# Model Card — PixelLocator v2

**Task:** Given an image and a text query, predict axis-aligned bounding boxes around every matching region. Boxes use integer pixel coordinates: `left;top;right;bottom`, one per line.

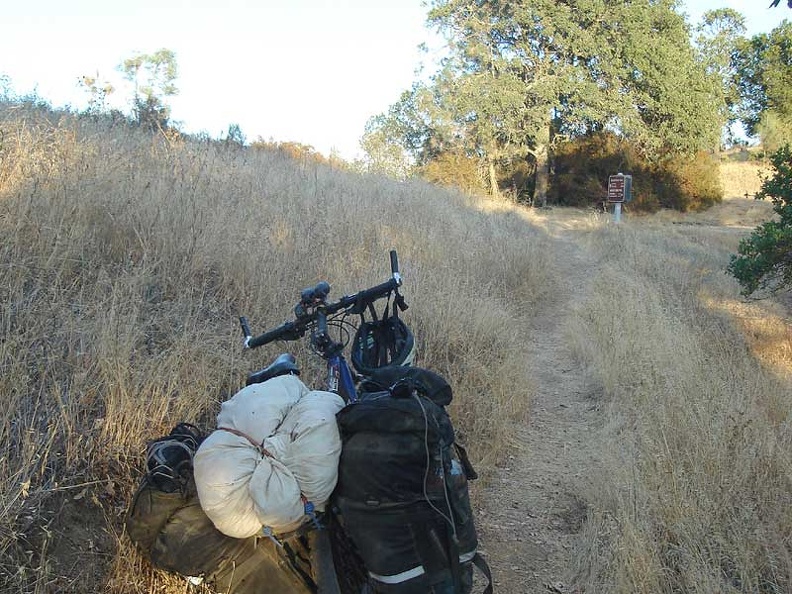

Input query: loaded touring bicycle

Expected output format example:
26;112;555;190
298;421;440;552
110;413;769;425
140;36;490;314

127;251;492;593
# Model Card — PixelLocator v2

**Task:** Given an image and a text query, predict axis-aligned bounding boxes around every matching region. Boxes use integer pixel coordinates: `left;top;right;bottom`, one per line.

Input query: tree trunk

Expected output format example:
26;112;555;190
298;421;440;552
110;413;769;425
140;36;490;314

534;143;549;207
488;158;501;199
534;120;551;207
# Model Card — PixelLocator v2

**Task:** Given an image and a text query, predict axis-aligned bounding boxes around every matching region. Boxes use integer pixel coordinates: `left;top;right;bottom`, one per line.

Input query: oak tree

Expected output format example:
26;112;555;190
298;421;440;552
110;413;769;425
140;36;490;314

366;0;721;205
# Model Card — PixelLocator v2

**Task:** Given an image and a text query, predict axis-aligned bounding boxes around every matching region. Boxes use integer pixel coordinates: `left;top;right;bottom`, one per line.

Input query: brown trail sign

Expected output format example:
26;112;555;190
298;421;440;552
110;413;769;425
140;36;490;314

607;173;632;223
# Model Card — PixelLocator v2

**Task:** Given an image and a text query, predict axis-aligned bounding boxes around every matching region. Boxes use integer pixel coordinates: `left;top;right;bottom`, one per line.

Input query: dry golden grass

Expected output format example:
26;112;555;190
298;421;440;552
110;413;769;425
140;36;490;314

708;298;792;381
647;196;776;230
635;158;777;231
567;220;792;593
3;102;791;593
718;159;772;200
0;103;551;592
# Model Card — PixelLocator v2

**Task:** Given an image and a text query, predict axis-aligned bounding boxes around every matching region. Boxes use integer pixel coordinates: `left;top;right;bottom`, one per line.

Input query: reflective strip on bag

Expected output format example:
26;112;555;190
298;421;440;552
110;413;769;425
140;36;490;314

370;565;426;584
368;549;478;585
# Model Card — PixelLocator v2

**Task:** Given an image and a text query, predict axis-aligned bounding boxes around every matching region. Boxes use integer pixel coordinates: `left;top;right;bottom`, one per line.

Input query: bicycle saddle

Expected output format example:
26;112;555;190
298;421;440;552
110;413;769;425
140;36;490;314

246;353;300;386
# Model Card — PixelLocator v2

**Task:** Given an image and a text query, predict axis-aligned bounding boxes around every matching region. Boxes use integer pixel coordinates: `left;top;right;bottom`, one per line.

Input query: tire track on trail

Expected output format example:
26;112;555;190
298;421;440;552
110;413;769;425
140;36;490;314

476;219;604;594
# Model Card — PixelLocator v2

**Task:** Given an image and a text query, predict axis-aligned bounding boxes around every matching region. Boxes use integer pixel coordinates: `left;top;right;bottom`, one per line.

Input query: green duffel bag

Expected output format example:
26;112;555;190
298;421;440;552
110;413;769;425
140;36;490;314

126;423;315;594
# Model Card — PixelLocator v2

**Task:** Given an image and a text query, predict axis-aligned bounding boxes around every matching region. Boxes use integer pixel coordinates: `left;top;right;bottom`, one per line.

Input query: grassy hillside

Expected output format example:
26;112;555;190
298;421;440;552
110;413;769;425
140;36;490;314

1;102;790;593
0;103;551;592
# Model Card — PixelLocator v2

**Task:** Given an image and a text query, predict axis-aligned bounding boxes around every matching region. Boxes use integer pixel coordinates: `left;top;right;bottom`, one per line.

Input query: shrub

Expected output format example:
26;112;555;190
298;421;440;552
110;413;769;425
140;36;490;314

653;151;723;212
420;151;487;195
550;132;658;211
727;145;792;295
549;132;723;212
498;157;536;203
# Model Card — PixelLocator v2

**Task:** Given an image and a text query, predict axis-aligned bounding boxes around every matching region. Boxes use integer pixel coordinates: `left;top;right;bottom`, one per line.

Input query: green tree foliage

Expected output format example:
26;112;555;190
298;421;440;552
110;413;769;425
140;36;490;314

727;145;792;295
365;0;721;207
224;123;247;146
359;83;461;178
734;22;792;142
119;49;178;129
0;74;11;99
612;2;722;155
359;118;414;178
758;109;792;153
695;9;747;147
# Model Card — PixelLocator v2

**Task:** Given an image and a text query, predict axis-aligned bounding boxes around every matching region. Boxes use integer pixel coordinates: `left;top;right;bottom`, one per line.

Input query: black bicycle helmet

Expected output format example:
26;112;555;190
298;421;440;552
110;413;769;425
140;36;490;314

351;302;415;376
146;423;203;493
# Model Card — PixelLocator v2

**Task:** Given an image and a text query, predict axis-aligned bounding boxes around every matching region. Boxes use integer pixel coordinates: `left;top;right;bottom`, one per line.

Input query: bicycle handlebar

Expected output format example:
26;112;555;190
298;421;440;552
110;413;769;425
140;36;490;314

244;318;306;349
241;250;404;350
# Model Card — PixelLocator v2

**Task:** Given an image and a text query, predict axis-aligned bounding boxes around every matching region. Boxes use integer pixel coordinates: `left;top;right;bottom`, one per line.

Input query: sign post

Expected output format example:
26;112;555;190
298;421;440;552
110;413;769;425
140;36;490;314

607;173;632;224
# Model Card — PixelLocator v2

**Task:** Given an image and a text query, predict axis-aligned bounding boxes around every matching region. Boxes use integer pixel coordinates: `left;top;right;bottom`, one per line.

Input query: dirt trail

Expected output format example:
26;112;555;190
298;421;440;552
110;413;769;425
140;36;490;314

476;217;604;594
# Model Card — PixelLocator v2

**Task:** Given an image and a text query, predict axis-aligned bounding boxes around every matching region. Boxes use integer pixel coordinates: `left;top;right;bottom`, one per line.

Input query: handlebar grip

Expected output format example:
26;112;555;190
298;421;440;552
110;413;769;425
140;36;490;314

239;316;252;338
248;321;303;348
390;250;402;287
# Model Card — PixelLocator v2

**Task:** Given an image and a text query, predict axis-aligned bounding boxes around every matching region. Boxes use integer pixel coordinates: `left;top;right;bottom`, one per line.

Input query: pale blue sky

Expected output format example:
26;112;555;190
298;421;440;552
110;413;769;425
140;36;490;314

0;1;787;159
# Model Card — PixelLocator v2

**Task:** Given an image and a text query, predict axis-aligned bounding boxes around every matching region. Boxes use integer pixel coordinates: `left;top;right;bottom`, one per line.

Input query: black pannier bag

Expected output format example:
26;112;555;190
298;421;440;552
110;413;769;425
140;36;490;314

334;367;492;594
126;423;315;594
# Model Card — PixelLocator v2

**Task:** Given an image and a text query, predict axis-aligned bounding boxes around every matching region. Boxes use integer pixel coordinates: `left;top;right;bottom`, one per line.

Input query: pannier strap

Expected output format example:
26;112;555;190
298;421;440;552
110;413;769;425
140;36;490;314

217;427;274;459
472;552;493;594
454;442;478;481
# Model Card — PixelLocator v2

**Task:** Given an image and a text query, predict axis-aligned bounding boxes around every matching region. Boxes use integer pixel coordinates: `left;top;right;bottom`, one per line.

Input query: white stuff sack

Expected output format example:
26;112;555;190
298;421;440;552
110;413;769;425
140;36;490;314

216;374;307;443
263;390;345;510
193;429;304;538
193;375;345;538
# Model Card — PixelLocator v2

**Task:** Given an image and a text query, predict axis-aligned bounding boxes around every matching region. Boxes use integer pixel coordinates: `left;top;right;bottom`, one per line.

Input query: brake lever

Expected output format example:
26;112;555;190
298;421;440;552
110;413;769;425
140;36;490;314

395;292;409;312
